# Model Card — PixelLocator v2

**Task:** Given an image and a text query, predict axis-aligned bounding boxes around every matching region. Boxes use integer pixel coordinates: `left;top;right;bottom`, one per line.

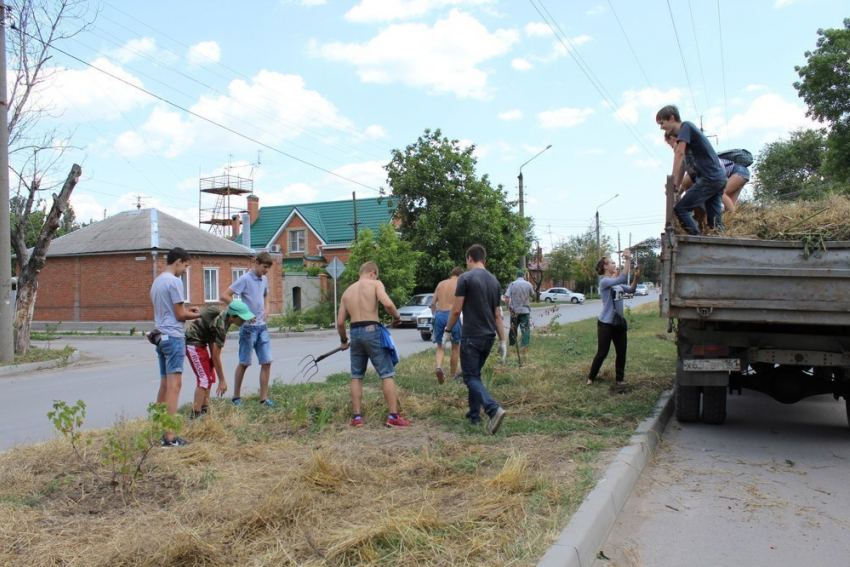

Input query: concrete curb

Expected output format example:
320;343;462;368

0;350;81;377
537;389;674;567
32;329;339;342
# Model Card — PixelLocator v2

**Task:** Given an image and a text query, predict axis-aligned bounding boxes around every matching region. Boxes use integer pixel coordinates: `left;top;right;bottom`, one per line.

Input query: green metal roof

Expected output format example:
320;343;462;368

250;196;395;249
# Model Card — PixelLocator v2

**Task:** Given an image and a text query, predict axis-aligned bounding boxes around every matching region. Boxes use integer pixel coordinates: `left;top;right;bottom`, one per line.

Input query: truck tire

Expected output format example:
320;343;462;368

675;383;701;423
702;386;727;425
420;332;432;341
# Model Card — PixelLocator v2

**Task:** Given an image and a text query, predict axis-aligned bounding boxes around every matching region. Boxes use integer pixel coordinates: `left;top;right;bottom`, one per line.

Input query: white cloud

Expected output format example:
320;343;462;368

345;0;495;23
525;22;553;37
512;58;533;71
330;160;387;190
537;107;594;129
109;37;158;64
625;145;640;155
724;93;818;143
614;87;683;125
365;125;388;139
188;41;221;65
315;10;519;100
587;5;604;15
35;58;152;121
498;109;523;121
263;182;320;206
745;84;767;92
122;70;353;158
113;131;152;157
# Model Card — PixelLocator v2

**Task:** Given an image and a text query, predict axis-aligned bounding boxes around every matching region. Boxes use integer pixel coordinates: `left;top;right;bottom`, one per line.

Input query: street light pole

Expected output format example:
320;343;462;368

595;194;619;257
517;144;552;269
0;2;14;362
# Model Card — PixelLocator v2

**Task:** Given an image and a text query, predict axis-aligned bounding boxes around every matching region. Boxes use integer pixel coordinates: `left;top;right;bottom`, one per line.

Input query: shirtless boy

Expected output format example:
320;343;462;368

337;261;410;427
430;266;464;384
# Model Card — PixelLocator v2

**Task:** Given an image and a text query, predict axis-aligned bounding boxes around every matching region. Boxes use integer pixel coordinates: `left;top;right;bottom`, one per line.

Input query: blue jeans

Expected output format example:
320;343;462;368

349;324;395;379
156;335;186;377
460;336;500;422
675;176;725;235
238;324;273;366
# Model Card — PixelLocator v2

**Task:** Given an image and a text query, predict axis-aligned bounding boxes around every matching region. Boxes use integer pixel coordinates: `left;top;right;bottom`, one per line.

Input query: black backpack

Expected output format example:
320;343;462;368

717;148;753;167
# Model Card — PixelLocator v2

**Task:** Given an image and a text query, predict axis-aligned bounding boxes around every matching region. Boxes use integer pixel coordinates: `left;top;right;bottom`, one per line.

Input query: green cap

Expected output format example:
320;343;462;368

516;269;525;276
226;299;256;322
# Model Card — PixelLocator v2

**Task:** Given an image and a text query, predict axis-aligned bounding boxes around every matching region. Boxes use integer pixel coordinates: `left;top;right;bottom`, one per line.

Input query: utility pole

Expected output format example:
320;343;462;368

617;232;622;269
595;211;600;257
517;144;552;270
0;2;14;362
350;192;360;243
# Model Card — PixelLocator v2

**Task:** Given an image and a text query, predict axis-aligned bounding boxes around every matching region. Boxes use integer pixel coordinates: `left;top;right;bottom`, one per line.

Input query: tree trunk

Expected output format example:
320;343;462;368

13;164;82;354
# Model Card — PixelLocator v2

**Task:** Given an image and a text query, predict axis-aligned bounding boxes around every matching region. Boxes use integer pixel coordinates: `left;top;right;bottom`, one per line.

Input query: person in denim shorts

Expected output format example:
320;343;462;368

430;266;464;384
719;159;750;213
222;252;275;407
337;261;409;428
150;247;200;447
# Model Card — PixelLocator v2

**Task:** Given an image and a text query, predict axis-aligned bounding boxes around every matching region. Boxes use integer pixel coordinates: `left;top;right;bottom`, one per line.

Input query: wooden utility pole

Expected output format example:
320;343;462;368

350;191;360;243
0;2;14;362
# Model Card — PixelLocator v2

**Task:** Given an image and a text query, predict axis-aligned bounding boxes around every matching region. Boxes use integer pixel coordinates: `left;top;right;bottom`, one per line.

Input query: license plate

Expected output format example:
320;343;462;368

683;359;740;371
400;316;412;321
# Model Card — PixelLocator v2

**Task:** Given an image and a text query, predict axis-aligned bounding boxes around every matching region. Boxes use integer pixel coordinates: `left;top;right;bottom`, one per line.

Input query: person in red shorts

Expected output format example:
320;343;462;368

184;300;255;418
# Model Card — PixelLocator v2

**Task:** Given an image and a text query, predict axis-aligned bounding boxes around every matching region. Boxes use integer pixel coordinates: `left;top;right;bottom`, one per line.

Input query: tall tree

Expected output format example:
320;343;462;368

752;129;831;202
338;224;420;314
545;230;612;294
794;18;850;185
385;128;531;291
7;0;94;353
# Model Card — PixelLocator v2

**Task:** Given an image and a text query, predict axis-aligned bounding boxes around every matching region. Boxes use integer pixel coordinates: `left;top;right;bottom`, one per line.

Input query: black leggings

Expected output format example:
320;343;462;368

588;320;628;382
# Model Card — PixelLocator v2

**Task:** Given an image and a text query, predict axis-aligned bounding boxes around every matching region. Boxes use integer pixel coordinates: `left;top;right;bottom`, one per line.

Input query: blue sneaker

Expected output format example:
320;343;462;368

161;435;190;448
231;398;243;406
260;398;276;408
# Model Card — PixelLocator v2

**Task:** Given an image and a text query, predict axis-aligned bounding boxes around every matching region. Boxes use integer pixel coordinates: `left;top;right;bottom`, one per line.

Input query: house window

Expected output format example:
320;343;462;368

289;230;306;253
204;268;219;302
180;268;190;302
232;268;246;282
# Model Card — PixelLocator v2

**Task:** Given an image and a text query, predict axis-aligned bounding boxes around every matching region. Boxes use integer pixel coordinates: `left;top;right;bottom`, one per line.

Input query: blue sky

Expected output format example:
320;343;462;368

31;0;845;252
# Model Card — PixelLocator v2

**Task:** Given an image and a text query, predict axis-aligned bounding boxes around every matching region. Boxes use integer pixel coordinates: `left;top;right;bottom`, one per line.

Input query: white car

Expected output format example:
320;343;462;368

635;284;648;296
397;294;434;327
540;287;585;304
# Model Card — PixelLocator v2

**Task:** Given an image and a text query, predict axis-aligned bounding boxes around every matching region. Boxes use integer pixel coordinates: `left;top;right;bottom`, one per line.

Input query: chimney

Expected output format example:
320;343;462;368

247;194;259;224
241;212;251;249
231;214;241;239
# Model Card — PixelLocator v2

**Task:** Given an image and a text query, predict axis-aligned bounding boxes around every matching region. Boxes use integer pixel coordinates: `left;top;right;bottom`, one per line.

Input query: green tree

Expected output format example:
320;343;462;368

385;128;531;291
631;237;661;286
546;230;611;294
794;18;850;185
752;129;831;202
338;224;420;313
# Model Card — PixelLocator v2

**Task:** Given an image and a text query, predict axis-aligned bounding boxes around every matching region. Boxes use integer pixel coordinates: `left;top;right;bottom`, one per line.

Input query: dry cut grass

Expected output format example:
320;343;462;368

724;195;850;242
0;305;675;567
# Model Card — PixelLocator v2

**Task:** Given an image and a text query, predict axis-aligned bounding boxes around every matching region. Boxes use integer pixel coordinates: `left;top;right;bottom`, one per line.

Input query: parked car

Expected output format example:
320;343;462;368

540;287;585;304
635;284;648;296
416;308;505;341
397;294;434;327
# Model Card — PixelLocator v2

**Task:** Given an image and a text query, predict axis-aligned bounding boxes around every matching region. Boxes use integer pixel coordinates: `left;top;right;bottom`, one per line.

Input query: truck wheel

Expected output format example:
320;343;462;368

420;332;431;341
702;386;727;425
675;383;701;423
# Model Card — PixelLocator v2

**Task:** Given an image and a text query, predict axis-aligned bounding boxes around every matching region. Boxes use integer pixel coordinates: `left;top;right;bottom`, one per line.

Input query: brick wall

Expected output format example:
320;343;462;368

33;252;284;322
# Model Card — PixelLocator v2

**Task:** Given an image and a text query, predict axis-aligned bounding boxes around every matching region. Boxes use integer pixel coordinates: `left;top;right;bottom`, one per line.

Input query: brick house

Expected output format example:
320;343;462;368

32;208;283;322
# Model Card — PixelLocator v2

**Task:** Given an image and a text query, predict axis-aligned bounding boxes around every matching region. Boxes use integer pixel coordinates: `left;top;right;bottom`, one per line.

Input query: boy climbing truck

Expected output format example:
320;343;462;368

660;177;850;427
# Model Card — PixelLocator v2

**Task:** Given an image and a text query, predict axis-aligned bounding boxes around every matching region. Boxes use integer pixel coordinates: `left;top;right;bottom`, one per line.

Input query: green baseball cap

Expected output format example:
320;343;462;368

226;299;256;322
516;269;525;276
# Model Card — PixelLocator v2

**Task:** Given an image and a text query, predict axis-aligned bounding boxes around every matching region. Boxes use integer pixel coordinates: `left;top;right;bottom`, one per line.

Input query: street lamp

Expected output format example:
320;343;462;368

517;144;552;269
595;194;619;256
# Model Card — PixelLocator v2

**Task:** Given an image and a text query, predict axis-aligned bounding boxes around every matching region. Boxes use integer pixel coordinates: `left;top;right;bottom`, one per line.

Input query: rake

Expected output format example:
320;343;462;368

296;345;346;382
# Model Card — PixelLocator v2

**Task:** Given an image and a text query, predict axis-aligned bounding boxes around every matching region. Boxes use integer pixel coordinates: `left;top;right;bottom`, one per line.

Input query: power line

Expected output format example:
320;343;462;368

665;0;700;117
686;0;715;128
717;0;730;145
529;0;667;171
40;38;383;194
606;0;659;104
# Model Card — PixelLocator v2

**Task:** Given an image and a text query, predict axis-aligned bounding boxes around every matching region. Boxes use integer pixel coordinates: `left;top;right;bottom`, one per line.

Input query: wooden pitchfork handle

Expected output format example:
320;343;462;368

314;345;346;363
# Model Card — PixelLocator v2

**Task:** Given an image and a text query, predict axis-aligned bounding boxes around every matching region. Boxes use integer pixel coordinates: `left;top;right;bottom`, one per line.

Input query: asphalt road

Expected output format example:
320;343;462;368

0;294;657;451
594;390;850;567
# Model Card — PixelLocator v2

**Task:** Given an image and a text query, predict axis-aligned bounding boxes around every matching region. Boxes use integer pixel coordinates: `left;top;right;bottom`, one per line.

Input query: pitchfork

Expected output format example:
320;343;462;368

296;345;346;382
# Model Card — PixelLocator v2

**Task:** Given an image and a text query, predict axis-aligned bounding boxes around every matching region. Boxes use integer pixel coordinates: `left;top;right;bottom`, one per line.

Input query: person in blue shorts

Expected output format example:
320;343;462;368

222;251;276;407
430;266;463;384
150;247;200;447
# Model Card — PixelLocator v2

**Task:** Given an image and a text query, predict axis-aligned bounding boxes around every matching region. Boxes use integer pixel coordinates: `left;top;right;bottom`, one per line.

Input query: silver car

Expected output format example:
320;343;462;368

397;294;434;327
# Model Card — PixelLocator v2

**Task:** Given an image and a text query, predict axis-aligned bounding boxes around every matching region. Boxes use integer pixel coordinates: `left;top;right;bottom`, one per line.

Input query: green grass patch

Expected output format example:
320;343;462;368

1;345;75;367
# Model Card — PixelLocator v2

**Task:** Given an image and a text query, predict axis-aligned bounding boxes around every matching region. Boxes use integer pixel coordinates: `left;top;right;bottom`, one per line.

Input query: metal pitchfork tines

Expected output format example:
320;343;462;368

296;345;345;382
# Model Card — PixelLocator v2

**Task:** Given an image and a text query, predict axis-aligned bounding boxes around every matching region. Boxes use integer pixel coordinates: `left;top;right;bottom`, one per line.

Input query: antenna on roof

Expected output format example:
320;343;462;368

132;194;147;210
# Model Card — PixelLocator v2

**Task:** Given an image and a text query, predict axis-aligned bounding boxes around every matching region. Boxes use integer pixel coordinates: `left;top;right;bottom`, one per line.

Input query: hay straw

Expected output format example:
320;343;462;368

722;195;850;241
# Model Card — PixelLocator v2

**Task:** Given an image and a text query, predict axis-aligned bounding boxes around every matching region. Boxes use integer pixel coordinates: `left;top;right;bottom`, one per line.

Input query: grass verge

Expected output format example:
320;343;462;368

0;305;674;566
1;345;75;367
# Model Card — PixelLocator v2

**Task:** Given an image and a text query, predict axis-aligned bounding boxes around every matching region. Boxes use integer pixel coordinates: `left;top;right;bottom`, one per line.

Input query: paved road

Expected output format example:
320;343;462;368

594;390;850;567
0;295;657;451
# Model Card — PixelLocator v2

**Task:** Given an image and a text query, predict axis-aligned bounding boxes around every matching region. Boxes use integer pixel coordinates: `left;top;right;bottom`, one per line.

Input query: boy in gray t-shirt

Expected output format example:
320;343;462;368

150;247;199;447
221;251;276;407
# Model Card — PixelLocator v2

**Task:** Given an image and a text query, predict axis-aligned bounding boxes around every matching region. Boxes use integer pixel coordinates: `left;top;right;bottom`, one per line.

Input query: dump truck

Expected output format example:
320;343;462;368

659;179;850;427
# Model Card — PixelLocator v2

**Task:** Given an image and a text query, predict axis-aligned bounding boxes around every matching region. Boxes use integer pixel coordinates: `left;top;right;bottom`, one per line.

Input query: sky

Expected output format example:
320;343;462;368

24;0;846;253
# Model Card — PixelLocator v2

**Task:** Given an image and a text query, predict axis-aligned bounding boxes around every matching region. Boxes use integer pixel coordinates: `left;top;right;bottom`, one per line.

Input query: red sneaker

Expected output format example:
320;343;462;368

350;415;364;427
385;414;410;427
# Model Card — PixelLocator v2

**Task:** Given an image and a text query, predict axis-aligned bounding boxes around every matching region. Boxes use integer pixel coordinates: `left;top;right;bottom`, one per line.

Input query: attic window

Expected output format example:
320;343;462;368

289;229;306;253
